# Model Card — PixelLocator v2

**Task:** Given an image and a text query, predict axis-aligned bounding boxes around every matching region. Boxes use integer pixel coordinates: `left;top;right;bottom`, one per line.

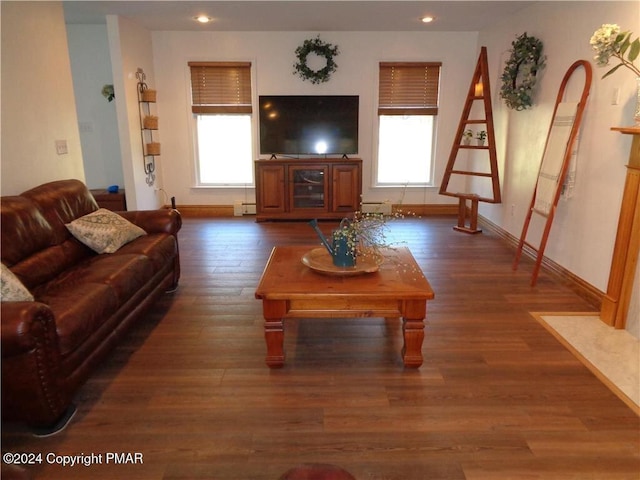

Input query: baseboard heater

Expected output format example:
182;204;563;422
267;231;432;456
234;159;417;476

360;201;393;215
233;201;256;216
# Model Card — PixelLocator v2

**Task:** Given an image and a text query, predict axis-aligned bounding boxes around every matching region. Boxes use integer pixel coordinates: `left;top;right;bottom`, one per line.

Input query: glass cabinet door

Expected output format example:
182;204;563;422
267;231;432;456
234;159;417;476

290;166;329;211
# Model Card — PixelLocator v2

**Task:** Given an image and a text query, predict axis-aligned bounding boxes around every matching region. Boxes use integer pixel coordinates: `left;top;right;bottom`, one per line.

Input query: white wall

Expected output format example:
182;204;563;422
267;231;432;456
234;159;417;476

151;30;479;207
476;1;638;295
1;1;84;195
107;15;161;210
67;24;123;190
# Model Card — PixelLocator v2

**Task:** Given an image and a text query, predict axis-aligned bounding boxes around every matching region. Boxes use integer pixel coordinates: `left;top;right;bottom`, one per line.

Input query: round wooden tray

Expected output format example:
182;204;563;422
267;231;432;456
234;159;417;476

301;248;381;276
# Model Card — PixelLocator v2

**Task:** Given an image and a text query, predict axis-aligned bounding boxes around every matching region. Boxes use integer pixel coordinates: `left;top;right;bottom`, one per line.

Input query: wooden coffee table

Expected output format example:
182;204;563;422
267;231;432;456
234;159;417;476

255;246;434;368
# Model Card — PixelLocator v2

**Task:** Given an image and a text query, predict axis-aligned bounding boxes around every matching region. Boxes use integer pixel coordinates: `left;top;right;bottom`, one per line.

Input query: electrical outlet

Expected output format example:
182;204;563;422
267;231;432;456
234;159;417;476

511;204;516;216
55;140;68;155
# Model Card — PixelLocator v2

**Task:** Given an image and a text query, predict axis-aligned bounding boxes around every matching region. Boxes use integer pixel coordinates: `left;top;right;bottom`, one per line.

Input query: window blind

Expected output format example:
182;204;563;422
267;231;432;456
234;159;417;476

188;62;252;114
378;62;441;115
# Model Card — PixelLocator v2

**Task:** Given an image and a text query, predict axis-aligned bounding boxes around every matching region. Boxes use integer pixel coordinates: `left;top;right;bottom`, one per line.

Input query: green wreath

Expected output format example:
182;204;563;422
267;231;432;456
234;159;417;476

500;33;546;110
293;36;339;84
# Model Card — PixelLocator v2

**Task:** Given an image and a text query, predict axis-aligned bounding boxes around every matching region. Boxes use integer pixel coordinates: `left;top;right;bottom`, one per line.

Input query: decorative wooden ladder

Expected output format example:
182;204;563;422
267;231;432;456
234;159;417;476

512;60;592;286
439;46;501;234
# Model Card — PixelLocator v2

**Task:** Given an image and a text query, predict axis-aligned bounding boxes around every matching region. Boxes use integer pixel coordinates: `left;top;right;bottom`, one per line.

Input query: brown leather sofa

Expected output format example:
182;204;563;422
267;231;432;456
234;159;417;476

1;179;181;433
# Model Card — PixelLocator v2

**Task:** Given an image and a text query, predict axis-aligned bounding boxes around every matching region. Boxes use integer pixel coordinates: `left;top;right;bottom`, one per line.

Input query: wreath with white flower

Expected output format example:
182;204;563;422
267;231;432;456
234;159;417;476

293;36;339;84
500;33;546;111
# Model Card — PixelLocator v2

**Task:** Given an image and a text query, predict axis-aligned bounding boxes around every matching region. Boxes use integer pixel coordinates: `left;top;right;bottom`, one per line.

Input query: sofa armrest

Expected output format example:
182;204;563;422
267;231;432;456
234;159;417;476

118;209;182;236
1;301;60;358
1;301;69;428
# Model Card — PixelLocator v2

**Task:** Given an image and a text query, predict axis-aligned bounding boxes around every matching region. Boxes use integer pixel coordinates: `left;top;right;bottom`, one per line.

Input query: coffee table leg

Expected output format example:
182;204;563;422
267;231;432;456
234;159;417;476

401;301;426;368
263;300;286;368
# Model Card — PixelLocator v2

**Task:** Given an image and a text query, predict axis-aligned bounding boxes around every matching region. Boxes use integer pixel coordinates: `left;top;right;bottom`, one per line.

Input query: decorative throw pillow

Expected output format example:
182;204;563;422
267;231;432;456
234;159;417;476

1;263;34;302
66;208;146;254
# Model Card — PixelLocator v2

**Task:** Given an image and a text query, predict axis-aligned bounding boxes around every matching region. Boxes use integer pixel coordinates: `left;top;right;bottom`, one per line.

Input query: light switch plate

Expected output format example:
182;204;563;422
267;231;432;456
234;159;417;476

55;140;68;155
612;87;620;106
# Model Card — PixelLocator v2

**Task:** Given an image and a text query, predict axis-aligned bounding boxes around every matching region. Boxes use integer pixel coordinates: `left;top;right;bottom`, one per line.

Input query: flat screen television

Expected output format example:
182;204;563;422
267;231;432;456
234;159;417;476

259;95;359;156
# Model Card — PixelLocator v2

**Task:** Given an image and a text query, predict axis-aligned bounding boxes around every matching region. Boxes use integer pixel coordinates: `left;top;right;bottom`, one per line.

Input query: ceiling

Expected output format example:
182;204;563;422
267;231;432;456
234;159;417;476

63;1;540;32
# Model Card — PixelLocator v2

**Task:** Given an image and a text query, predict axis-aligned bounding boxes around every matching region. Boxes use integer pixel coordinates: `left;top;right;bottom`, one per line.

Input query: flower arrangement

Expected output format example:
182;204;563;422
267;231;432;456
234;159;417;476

310;201;423;277
500;33;546;110
476;130;487;141
590;24;640;78
293;36;339;84
331;209;410;264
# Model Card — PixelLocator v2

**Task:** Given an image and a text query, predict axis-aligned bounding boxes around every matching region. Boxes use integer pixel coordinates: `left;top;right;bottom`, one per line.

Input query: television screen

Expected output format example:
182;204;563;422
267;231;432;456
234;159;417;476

259;95;359;156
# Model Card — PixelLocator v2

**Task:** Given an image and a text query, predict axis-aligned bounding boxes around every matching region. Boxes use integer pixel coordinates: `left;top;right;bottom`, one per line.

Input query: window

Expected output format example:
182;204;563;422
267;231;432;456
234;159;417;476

189;62;253;185
376;62;441;186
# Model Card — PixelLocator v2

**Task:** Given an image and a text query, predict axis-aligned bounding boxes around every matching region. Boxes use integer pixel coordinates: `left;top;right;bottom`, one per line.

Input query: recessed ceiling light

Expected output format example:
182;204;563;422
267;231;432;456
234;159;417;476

421;16;434;24
194;15;212;24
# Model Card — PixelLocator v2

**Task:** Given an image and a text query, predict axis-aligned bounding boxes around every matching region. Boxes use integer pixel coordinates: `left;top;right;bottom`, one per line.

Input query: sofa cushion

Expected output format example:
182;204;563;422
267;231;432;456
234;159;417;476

36;283;120;356
82;254;155;303
1;264;34;302
21;179;99;244
66;209;146;254
1;181;100;290
113;233;177;272
8;240;96;291
34;254;155;306
1;196;56;266
33;253;155;355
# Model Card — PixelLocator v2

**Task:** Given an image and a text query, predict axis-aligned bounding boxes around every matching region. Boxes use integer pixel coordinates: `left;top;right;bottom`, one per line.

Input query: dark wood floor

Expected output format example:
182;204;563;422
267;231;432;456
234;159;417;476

3;216;639;479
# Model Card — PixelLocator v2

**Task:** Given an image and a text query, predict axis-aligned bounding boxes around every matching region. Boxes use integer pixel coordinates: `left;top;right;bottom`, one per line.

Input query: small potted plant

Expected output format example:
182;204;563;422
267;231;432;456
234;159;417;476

462;129;473;145
101;84;115;102
476;130;487;146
